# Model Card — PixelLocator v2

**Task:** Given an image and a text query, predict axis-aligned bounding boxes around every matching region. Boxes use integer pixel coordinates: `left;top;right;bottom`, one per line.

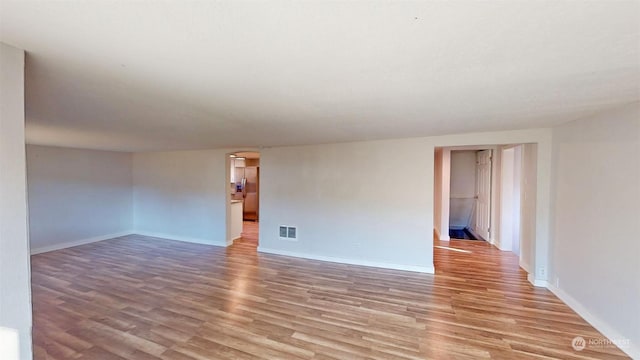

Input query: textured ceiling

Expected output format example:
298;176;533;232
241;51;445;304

1;1;639;151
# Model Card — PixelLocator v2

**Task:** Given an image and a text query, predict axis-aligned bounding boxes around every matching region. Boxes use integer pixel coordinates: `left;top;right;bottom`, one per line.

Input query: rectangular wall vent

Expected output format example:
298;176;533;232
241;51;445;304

279;225;298;240
279;226;288;238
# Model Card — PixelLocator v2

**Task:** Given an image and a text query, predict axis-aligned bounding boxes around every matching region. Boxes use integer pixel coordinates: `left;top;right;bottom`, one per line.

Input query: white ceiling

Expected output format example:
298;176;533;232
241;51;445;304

1;1;639;152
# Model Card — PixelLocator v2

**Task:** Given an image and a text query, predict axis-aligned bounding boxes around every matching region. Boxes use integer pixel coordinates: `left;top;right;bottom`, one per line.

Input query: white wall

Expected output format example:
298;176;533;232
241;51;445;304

260;138;435;273
440;149;450;240
27;145;133;254
133;150;228;246
549;102;640;358
498;146;524;253
450;151;476;198
519;143;537;273
123;129;553;280
511;145;522;256
256;128;552;277
433;148;450;240
449;150;476;228
433;149;442;239
0;43;32;360
499;147;515;251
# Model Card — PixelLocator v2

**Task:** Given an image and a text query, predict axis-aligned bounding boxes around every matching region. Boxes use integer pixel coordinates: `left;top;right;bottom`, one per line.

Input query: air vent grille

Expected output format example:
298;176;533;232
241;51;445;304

279;225;297;240
279;226;288;238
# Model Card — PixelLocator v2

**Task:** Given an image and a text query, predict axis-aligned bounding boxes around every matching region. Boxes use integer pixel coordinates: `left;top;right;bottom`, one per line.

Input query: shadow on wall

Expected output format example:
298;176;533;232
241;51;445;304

450;197;474;229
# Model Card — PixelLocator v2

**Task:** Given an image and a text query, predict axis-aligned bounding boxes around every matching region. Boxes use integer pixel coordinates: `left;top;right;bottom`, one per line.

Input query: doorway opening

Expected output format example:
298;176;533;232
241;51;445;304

447;149;491;241
433;144;537;274
227;151;260;249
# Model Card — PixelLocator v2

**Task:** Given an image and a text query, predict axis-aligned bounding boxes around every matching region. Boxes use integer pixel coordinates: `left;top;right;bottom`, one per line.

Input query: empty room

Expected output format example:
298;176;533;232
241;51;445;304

1;1;639;359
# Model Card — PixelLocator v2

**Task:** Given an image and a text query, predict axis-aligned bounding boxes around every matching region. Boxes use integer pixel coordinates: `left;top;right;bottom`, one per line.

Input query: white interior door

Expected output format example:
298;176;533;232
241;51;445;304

475;150;492;240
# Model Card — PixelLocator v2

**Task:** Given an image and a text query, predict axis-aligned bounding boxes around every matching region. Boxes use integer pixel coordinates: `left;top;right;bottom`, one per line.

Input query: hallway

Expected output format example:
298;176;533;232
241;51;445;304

231;221;258;250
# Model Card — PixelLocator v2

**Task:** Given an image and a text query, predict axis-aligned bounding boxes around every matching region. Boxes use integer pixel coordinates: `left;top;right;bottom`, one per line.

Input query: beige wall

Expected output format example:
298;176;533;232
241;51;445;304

133;150;229;246
450;151;476;198
433;149;442;239
0;43;32;360
549;102;639;358
260;138;435;272
28;127;550;281
27;145;133;254
258;127;553;275
433;148;450;240
519;143;537;273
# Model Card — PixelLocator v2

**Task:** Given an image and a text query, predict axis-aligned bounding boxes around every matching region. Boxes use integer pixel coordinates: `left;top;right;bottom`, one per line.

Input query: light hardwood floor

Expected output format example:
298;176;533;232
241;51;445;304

31;229;629;359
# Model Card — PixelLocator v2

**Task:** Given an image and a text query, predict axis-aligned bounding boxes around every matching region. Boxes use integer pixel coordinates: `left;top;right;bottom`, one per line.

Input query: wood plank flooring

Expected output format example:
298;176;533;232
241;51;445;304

236;221;259;248
31;233;629;359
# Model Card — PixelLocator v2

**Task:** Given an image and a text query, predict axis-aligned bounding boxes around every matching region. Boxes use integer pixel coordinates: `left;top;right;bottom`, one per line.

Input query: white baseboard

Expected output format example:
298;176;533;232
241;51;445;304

434;227;450;241
520;260;531;274
30;231;134;255
527;273;548;287
135;231;228;248
496;241;512;252
227;236;241;246
257;247;435;274
547;283;639;359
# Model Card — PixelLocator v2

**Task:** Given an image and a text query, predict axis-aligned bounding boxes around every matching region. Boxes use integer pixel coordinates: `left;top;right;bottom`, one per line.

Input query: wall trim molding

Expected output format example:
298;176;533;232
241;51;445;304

227;236;241;246
257;247;435;274
30;231;134;255
527;273;548;287
135;231;229;248
434;227;450;241
547;283;639;359
496;241;512;252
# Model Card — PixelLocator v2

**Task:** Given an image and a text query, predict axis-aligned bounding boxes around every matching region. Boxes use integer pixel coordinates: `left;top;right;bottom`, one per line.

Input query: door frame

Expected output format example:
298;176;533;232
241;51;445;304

432;132;551;288
474;149;493;240
225;150;261;246
434;145;498;243
434;143;536;275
